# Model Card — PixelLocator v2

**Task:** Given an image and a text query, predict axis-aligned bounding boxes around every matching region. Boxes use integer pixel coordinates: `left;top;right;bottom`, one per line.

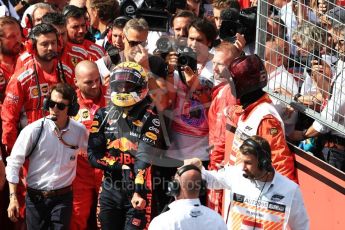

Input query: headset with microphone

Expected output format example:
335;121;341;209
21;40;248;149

166;164;207;197
25;84;80;159
241;138;273;179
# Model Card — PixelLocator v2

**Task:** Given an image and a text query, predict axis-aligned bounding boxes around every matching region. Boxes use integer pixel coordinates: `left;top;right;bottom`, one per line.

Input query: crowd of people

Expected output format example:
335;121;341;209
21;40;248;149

0;0;343;229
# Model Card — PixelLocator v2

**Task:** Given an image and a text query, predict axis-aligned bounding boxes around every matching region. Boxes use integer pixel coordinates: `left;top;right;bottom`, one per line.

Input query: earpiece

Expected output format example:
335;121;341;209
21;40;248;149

25;38;35;55
166;164;207;197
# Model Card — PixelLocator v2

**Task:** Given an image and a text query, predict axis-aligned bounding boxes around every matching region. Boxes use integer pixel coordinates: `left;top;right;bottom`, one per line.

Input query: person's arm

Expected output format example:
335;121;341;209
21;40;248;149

1;77;24;153
87;108;122;172
288;125;320;142
184;158;232;190
288;186;310;230
5;124;34;222
258;117;298;183
8;182;20;222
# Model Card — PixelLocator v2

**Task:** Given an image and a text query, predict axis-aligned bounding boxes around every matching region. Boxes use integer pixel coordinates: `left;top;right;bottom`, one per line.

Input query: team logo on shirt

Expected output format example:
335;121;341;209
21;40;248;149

145;132;157;141
270;127;278;136
152;118;160;126
271;194;284;202
107;137;138;152
132;120;143;127
29;83;49;98
71;57;78;67
41;85;48;94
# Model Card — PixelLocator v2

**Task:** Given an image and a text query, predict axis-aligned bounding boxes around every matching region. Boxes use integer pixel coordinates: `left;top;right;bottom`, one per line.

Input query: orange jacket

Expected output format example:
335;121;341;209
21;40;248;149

226;94;298;183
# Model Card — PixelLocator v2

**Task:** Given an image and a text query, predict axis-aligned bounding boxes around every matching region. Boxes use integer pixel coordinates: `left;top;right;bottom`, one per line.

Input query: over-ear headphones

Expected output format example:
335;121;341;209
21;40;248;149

43;85;80;116
166;164;207;197
242;138;273;172
25;23;61;56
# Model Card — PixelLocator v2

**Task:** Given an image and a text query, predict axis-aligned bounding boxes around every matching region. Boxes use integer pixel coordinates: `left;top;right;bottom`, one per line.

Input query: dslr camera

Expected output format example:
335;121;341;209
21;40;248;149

155;36;197;72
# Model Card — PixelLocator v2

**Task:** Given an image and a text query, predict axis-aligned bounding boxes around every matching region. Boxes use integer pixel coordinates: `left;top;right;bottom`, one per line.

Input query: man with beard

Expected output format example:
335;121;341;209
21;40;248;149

2;25;71;223
0;16;23;228
0;16;23;106
184;136;309;229
17;12;82;88
64;5;105;61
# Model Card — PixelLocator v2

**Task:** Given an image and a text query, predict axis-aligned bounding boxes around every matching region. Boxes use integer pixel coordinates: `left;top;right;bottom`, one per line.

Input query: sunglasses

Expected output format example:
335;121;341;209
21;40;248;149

124;34;147;48
48;100;69;110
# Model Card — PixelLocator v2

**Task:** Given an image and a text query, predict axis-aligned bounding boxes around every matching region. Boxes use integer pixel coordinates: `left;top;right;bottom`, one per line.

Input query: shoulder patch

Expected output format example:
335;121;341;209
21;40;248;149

19;51;31;61
71;46;89;57
89;44;105;57
270;127;278;136
17;68;34;82
61;63;73;74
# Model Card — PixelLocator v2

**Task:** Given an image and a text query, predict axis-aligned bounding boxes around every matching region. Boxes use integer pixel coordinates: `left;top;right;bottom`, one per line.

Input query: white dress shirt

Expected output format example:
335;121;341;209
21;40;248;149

6;118;88;190
202;166;309;230
149;198;227;230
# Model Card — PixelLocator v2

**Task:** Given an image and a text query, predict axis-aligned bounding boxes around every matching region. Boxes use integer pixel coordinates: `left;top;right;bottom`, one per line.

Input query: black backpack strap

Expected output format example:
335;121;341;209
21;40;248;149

26;119;45;159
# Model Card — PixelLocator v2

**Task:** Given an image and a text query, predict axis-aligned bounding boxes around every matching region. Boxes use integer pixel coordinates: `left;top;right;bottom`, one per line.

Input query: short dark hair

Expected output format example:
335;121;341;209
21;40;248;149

239;135;271;159
29;23;57;42
171;10;195;27
62;5;86;20
42;12;66;27
189;18;217;44
50;83;76;105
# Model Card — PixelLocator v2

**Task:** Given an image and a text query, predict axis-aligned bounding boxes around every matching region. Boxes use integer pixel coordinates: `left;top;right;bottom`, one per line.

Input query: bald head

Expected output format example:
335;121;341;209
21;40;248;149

177;168;203;199
75;60;101;99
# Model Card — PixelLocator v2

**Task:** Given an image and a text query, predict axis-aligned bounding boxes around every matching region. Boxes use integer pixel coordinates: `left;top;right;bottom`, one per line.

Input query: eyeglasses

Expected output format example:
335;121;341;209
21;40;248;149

124;34;147;48
48;100;69;110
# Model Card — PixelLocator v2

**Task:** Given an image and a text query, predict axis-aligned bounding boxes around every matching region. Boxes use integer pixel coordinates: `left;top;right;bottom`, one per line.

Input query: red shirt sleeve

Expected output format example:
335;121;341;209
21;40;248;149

258;116;298;183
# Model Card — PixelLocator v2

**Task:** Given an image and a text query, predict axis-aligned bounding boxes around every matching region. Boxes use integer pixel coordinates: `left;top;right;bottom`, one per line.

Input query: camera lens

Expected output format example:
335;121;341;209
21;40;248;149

178;55;188;66
156;37;171;53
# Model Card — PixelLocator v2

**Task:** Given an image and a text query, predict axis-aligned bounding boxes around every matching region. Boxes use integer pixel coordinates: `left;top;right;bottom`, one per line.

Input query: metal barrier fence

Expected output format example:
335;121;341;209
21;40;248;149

255;0;345;135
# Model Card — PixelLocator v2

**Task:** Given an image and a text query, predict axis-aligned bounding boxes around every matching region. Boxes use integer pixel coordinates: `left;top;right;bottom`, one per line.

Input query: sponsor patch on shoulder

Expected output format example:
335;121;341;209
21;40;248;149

270;127;278;136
